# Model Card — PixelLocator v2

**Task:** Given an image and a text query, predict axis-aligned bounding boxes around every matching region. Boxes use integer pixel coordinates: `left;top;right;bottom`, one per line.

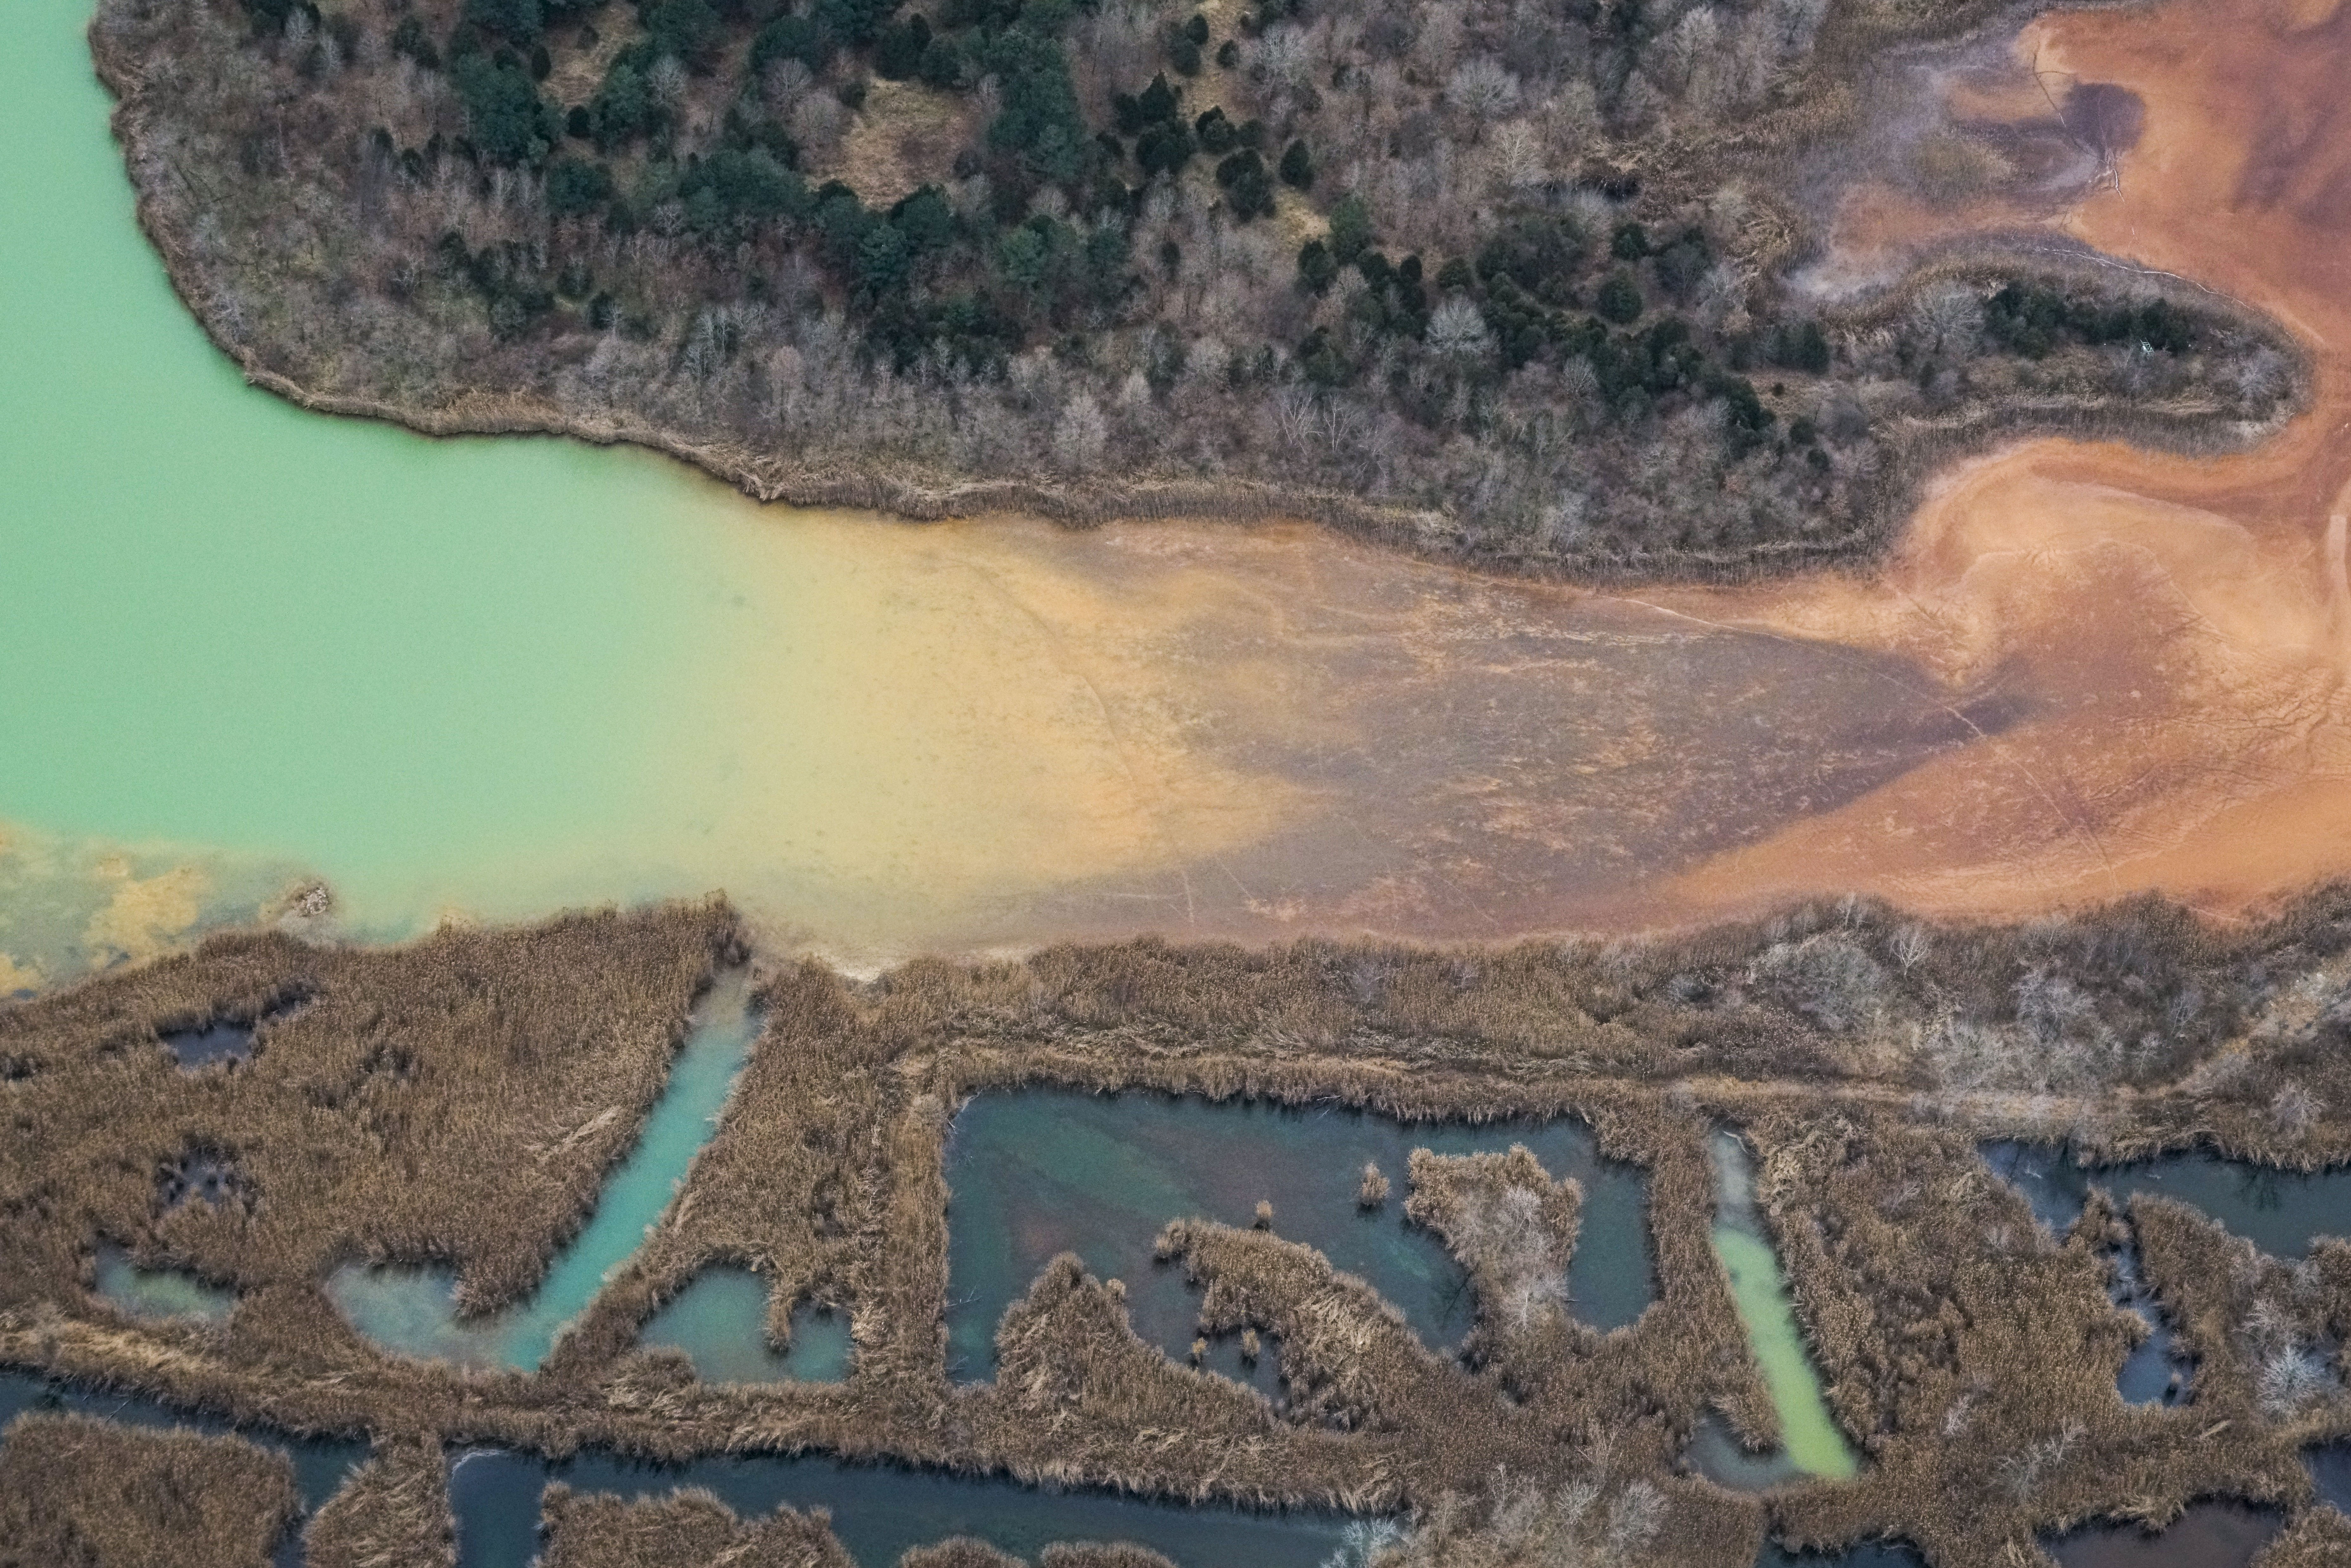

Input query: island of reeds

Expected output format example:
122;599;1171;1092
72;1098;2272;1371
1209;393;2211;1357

6;893;2351;1565
88;0;2303;578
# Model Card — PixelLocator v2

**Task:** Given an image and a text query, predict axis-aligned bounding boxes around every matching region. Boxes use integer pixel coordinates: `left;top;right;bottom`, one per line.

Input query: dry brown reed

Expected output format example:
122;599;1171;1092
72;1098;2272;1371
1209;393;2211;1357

0;1410;297;1568
539;1485;855;1568
11;887;2351;1565
2254;1507;2351;1567
303;1431;456;1568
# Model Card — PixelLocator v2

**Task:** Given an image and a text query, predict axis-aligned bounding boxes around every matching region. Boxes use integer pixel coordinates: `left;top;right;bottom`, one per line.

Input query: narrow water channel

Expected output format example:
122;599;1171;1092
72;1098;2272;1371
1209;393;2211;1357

0;1369;1351;1568
327;971;759;1370
448;1445;1352;1568
1698;1132;1858;1485
943;1093;1655;1381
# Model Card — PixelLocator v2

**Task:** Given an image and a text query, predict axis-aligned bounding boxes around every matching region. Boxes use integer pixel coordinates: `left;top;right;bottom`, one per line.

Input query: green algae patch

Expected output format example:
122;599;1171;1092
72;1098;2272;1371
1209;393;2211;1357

1710;1131;1858;1483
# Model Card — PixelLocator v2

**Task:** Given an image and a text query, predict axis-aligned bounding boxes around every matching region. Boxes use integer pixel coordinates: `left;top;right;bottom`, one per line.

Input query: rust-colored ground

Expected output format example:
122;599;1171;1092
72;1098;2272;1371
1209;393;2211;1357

1643;0;2351;929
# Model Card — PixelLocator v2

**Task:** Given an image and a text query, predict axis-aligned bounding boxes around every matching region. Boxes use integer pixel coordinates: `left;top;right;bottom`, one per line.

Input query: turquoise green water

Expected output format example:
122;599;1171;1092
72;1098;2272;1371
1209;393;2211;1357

327;972;758;1370
1703;1132;1858;1484
0;0;1311;983
93;1244;234;1326
640;1268;852;1383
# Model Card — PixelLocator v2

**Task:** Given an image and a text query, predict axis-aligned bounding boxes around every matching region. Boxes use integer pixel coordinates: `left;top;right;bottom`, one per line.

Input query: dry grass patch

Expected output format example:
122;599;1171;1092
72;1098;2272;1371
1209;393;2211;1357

0;1410;296;1568
304;1431;456;1568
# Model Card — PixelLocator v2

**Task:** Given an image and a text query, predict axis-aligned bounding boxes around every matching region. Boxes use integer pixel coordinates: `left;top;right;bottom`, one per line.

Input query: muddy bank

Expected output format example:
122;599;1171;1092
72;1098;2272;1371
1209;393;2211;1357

1629;0;2351;928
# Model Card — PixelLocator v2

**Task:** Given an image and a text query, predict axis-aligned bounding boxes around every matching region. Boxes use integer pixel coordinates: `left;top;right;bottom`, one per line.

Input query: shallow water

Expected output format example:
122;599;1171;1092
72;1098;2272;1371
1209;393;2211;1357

161;1021;253;1068
1756;1543;1925;1568
2308;1442;2351;1513
448;1445;1352;1568
328;972;758;1370
942;1092;1654;1381
2044;1502;2282;1567
638;1267;852;1383
1700;1133;1858;1485
92;1242;235;1326
1982;1143;2351;1259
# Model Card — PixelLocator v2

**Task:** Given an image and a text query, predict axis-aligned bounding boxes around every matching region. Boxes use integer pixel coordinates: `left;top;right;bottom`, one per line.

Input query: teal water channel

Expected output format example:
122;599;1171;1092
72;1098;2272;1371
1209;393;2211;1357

942;1092;1655;1384
326;972;759;1371
93;1241;235;1326
1693;1132;1859;1488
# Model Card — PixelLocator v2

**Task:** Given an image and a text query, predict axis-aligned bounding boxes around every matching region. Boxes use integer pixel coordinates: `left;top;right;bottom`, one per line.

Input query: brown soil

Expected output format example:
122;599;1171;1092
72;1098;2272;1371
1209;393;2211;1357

1634;0;2351;933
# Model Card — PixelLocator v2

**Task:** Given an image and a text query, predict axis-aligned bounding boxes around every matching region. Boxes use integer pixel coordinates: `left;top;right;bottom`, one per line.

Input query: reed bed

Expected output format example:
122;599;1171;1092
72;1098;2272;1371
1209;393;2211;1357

303;1431;456;1568
0;1410;296;1568
10;888;2351;1564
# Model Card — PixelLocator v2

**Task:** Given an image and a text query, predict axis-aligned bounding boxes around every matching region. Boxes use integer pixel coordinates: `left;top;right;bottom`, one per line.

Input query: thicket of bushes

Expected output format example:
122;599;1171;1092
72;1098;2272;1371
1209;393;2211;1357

94;0;2302;578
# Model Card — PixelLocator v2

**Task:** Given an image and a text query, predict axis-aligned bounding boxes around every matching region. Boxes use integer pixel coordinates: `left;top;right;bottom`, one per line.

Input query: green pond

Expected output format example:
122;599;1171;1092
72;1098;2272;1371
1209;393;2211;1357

1697;1131;1858;1486
326;971;759;1370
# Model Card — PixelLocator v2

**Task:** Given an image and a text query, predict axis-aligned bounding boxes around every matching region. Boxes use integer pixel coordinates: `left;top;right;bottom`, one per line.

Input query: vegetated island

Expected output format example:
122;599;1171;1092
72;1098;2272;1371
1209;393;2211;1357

91;0;2302;579
6;895;2351;1565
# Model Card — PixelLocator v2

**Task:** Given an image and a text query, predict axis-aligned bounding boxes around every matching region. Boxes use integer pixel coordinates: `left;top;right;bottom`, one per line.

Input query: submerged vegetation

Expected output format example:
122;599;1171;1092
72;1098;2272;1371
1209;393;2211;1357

5;891;2351;1563
89;0;2302;577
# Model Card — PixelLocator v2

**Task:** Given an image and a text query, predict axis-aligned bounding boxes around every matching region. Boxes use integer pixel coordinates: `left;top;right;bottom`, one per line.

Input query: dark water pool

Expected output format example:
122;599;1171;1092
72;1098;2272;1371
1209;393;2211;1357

2043;1502;2282;1567
0;1368;1351;1568
1980;1144;2351;1258
161;1021;253;1068
944;1092;1655;1381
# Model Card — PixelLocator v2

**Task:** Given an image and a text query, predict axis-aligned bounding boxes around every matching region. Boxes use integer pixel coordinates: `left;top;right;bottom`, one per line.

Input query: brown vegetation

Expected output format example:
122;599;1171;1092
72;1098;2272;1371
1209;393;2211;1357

9;887;2351;1564
0;1410;297;1568
0;898;741;1329
540;1485;856;1567
303;1431;457;1568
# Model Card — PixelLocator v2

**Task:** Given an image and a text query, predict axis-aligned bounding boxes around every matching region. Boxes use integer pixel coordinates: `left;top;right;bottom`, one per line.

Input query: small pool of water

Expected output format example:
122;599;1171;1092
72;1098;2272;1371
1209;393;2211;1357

639;1268;851;1383
448;1444;1352;1568
2043;1502;2282;1567
1698;1132;1858;1486
1756;1542;1925;1567
161;1021;253;1068
2308;1442;2351;1513
0;1369;365;1568
1980;1144;2351;1259
328;971;759;1370
942;1092;1655;1381
93;1242;235;1325
158;1153;242;1209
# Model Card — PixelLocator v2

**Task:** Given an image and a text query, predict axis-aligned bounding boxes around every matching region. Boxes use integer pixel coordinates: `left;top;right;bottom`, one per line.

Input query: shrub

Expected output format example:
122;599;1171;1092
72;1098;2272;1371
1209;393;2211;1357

1297;237;1336;294
1278;137;1313;190
544;156;613;215
1594;267;1643;325
452;53;560;164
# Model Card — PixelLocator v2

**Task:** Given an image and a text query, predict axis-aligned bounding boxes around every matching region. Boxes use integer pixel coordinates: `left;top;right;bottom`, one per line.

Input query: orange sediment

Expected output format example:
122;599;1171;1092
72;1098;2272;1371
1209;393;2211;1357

1643;0;2351;927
